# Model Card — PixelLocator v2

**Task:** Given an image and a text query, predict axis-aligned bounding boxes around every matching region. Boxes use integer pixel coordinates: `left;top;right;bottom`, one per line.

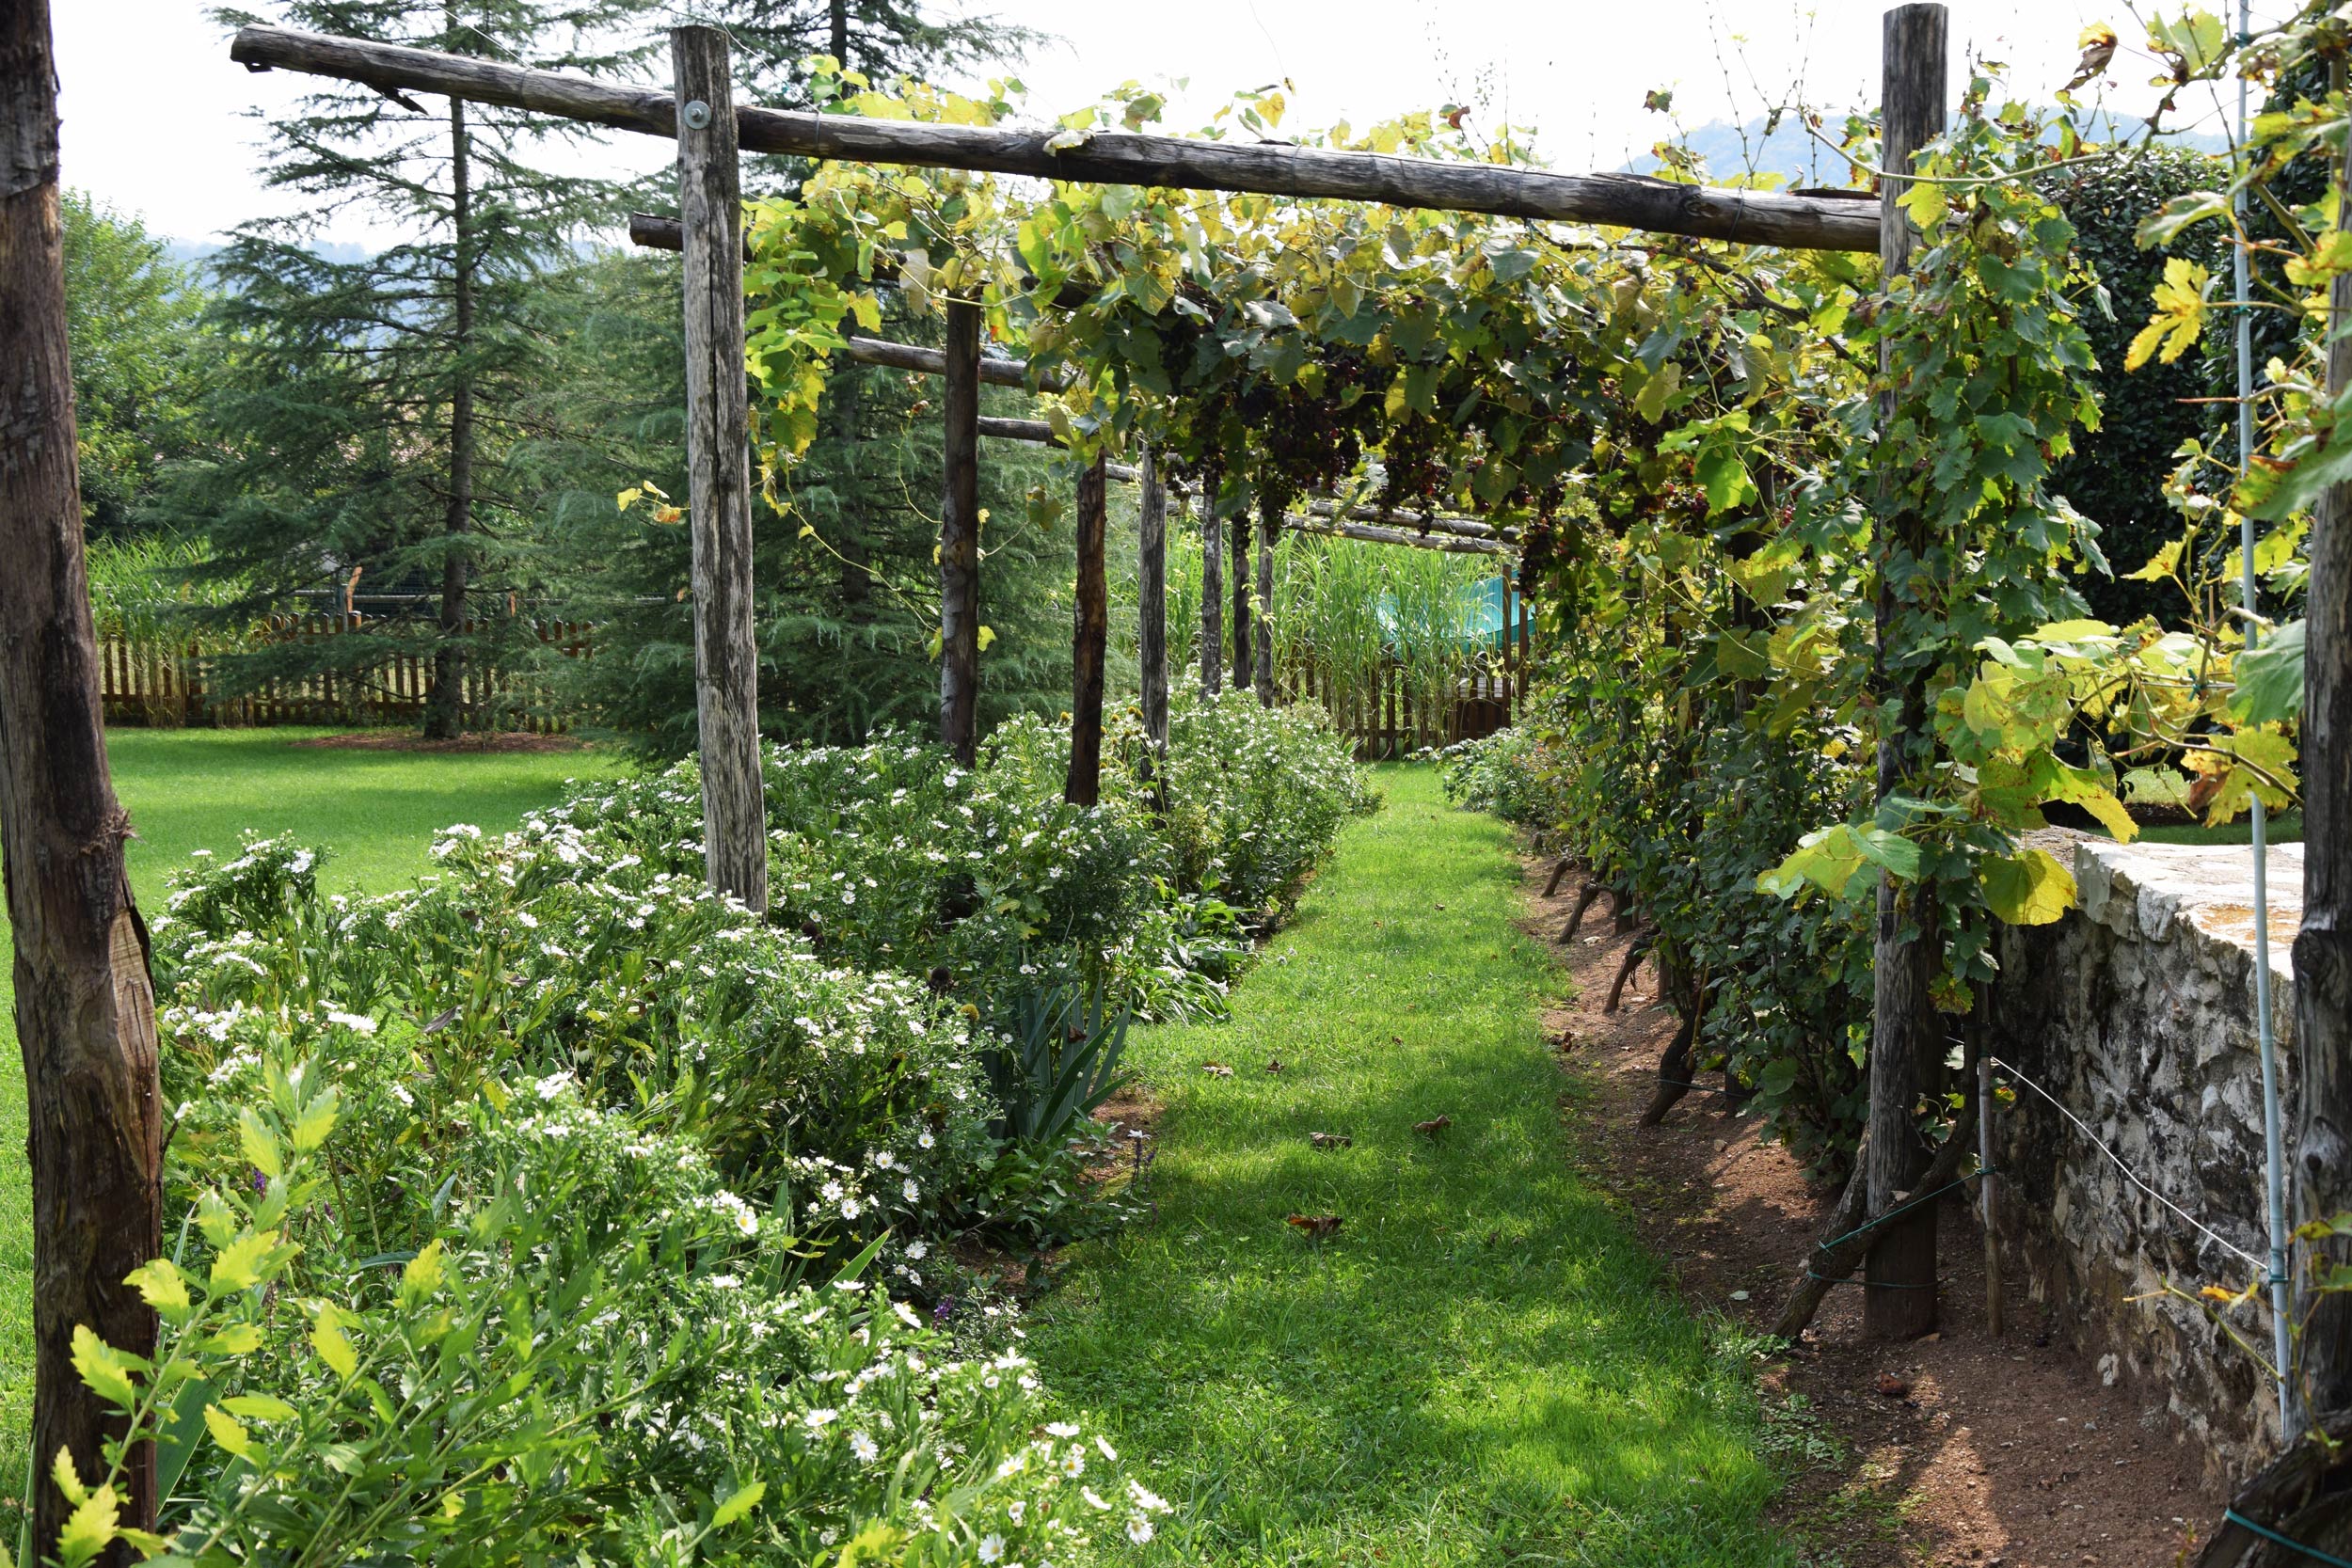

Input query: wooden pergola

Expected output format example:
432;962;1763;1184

14;4;2345;1553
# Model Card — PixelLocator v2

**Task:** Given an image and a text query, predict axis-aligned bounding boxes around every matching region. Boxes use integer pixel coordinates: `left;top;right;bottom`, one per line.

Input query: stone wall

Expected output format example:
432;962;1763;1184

1985;832;2302;1476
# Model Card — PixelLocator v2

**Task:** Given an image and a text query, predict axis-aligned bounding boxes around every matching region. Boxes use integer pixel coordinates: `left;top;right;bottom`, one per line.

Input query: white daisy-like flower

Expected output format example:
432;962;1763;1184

850;1430;879;1463
326;1009;377;1035
874;1150;895;1169
918;1131;935;1149
804;1408;838;1431
1045;1422;1079;1438
902;1180;920;1202
906;1240;929;1260
1060;1448;1085;1479
977;1534;1006;1563
1094;1435;1118;1462
1080;1486;1111;1512
1126;1515;1155;1545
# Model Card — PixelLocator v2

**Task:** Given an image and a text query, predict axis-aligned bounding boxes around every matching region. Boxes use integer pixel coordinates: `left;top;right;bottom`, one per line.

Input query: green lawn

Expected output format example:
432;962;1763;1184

0;727;626;1521
1027;767;1793;1567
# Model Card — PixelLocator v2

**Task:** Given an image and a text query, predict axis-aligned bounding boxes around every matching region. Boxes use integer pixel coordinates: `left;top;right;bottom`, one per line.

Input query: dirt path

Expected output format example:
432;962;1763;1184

1521;850;2220;1568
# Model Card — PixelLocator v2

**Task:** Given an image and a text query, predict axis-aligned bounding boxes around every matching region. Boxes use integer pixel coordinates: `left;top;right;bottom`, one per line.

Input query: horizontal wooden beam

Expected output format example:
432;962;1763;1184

234;26;1880;252
1283;513;1512;556
978;414;1057;444
847;334;1067;390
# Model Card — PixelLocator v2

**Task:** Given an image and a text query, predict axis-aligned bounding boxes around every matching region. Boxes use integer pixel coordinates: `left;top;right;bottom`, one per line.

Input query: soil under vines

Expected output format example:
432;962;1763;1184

1523;849;2220;1568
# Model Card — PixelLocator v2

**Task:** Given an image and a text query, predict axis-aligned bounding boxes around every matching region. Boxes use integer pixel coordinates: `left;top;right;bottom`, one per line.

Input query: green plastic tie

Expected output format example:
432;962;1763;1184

2224;1509;2352;1568
1814;1170;1994;1254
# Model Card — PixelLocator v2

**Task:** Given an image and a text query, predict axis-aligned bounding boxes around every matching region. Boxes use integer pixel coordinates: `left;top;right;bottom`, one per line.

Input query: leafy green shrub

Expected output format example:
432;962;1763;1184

50;697;1370;1563
56;1031;1169;1567
1435;721;1574;835
520;695;1366;1026
1153;690;1377;920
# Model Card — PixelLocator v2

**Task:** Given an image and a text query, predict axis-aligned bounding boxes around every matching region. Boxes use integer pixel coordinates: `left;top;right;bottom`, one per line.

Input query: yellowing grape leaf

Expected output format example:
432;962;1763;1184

1979;847;2077;926
69;1326;139;1412
2125;257;2210;371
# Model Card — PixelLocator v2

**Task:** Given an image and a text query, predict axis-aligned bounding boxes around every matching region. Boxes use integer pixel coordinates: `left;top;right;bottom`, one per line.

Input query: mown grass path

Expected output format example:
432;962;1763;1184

1029;767;1793;1566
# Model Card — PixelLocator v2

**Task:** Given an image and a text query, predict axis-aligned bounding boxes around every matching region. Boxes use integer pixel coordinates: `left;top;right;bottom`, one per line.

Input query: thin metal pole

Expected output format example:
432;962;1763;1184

1979;1049;2003;1337
2234;0;2296;1440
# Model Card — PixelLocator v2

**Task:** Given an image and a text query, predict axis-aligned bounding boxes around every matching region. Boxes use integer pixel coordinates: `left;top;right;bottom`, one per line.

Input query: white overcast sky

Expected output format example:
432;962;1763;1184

53;0;2257;251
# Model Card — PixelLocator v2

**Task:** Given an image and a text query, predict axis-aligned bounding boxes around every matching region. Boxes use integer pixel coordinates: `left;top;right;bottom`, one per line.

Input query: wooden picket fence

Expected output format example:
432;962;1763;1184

1277;586;1534;760
1280;659;1521;760
99;613;590;731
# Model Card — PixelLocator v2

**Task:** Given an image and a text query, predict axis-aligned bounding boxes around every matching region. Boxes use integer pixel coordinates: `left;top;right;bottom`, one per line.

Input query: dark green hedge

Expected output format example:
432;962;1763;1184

2046;145;2230;627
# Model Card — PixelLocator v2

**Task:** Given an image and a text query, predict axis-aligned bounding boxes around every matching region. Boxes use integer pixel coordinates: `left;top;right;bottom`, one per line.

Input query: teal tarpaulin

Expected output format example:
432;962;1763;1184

1373;576;1524;655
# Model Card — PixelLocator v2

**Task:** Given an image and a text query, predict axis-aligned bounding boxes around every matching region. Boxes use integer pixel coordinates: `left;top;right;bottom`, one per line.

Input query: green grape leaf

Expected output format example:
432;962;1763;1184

2231;620;2305;726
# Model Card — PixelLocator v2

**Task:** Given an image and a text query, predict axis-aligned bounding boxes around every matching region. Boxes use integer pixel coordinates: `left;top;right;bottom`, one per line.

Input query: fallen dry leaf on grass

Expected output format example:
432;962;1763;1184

1264;1058;1284;1074
1309;1132;1352;1149
1201;1061;1234;1078
1286;1213;1343;1239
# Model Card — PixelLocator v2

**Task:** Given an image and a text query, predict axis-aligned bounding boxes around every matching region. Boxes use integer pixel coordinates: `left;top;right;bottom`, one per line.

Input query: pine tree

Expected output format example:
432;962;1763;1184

169;1;646;736
725;0;1041;109
534;257;1087;752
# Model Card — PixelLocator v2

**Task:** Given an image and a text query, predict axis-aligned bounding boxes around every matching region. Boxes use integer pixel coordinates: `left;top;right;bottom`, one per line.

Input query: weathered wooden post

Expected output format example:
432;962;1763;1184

1067;453;1109;805
2;0;165;1547
1137;447;1170;802
1231;505;1252;692
1201;508;1224;697
1255;516;1277;706
673;24;767;911
2295;69;2352;1432
940;298;982;765
1863;0;1949;1338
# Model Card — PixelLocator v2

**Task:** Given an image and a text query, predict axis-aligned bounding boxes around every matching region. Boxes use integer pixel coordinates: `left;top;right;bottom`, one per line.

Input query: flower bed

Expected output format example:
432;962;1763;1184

49;695;1367;1565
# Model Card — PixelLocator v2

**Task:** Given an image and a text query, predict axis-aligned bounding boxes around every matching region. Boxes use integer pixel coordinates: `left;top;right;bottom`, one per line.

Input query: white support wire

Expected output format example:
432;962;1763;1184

2231;0;2299;1441
1986;1055;2265;1273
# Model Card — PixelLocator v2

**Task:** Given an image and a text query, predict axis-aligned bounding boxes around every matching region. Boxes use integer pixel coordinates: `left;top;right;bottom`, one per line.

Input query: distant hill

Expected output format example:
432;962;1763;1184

166;237;375;270
1626;111;2229;186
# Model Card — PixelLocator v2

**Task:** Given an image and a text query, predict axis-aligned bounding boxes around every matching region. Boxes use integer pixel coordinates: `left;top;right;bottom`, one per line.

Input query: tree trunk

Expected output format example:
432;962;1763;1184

673;24;768;910
1255;512;1276;706
0;2;165;1551
423;71;472;742
1230;504;1250;692
1200;507;1223;697
1066;453;1107;806
828;0;848;68
1137;448;1168;804
1863;0;1948;1340
2293;75;2352;1431
939;296;981;765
